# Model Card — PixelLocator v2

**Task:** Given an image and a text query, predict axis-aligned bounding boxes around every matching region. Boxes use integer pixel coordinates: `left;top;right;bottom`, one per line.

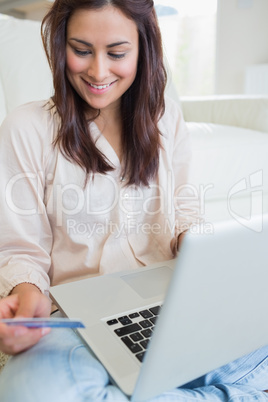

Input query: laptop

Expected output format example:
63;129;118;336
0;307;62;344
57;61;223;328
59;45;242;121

50;215;268;401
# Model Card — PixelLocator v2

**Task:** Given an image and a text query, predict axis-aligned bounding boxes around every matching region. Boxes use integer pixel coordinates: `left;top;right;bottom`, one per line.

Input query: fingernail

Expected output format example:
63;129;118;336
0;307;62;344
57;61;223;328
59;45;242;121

41;328;51;336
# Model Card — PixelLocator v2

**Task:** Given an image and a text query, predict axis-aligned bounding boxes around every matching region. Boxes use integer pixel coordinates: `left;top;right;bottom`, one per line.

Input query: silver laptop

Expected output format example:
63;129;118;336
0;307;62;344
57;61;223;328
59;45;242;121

50;215;268;401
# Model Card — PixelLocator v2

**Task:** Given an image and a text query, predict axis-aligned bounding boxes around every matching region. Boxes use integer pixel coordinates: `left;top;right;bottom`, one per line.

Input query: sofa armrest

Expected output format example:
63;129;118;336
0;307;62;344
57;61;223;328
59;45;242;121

180;95;268;133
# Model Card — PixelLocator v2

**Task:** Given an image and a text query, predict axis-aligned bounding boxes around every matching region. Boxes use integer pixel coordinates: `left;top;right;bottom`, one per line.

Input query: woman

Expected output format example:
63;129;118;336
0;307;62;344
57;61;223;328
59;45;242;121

0;0;267;400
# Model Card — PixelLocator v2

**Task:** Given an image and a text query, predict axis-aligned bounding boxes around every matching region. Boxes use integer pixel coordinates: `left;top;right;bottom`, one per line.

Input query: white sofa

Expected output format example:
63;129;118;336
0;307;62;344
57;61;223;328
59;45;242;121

0;14;268;230
186;96;268;230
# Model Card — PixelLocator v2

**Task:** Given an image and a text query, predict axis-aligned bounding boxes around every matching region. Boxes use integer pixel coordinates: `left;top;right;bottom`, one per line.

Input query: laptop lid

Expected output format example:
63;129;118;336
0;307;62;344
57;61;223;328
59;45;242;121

133;215;268;400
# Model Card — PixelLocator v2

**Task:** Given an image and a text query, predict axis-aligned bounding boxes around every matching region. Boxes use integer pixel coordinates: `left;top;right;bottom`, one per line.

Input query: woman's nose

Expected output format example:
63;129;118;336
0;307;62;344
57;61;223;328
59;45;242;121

88;54;109;82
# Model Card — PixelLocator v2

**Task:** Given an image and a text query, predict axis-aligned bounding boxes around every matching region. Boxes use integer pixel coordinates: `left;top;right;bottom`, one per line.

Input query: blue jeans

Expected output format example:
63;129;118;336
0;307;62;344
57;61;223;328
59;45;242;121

0;315;268;401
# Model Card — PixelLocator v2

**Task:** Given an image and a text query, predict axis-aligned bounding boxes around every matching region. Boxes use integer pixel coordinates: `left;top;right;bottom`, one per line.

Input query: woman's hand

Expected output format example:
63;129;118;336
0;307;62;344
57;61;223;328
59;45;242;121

0;283;52;355
170;231;187;257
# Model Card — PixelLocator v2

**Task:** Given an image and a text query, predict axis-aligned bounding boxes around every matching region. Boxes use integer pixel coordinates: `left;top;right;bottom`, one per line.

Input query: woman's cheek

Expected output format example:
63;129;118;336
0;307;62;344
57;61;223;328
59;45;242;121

66;53;85;73
116;59;137;80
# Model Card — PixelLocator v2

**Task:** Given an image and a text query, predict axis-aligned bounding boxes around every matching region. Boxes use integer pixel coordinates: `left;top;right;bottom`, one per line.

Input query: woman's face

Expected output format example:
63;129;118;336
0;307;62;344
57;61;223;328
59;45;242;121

66;5;139;116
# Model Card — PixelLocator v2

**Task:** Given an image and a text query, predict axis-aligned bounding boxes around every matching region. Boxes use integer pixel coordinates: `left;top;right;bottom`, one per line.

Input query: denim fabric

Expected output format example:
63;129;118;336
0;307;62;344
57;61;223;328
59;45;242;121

0;321;268;402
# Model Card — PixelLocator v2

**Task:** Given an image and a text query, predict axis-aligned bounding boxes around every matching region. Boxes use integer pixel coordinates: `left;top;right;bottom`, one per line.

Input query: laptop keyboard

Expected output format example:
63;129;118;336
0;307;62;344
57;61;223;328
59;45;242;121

106;305;161;363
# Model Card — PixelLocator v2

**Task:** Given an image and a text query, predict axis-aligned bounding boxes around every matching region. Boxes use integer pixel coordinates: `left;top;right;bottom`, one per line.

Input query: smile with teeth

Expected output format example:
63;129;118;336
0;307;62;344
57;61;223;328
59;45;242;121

90;83;111;89
85;80;116;90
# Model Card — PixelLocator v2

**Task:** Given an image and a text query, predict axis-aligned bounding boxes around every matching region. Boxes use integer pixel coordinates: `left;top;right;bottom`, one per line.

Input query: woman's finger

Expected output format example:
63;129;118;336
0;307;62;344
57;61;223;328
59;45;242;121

0;323;50;355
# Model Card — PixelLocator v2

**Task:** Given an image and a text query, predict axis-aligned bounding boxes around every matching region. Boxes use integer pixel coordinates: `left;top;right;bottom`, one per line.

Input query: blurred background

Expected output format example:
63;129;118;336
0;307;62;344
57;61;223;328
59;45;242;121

0;0;268;97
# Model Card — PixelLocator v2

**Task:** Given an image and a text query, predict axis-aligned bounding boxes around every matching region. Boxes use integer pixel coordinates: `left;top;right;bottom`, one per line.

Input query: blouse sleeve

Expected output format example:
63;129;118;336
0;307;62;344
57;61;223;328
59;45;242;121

0;102;54;298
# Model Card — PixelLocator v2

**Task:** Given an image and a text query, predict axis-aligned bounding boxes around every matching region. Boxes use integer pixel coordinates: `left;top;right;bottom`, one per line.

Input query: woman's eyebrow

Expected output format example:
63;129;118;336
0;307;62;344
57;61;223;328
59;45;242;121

107;41;130;48
69;38;130;48
69;38;93;47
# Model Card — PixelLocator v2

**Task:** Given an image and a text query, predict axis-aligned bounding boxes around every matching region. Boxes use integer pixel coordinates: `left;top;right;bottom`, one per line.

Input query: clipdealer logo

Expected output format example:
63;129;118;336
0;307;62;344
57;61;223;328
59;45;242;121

227;170;263;232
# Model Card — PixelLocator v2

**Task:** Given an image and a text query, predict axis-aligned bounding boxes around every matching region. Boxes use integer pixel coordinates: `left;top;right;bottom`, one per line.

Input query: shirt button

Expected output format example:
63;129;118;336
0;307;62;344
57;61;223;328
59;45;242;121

124;194;129;199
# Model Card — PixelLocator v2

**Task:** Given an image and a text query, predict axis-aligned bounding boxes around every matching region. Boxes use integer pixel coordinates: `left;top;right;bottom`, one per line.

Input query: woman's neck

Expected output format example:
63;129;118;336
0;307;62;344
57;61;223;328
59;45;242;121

94;108;123;162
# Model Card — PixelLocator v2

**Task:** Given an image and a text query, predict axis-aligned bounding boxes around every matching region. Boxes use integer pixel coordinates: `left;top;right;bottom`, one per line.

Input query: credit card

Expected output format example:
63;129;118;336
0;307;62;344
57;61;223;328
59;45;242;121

0;318;85;328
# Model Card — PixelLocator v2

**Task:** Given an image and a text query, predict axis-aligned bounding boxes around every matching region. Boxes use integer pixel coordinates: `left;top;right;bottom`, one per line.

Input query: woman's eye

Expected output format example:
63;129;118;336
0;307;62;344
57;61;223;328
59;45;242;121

74;49;91;56
109;53;126;60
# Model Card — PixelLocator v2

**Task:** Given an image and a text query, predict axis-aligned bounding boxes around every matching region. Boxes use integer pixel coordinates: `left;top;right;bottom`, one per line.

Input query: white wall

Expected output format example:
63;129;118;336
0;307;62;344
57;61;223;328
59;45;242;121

216;0;268;94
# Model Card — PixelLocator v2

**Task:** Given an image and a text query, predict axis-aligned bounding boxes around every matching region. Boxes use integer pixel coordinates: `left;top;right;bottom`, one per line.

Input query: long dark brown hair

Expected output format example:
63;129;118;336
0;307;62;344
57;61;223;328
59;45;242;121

41;0;167;186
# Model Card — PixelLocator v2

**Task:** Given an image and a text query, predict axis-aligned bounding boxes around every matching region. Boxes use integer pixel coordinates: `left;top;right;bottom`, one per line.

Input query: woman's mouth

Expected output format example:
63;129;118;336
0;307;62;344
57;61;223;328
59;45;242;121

89;82;111;89
82;78;117;93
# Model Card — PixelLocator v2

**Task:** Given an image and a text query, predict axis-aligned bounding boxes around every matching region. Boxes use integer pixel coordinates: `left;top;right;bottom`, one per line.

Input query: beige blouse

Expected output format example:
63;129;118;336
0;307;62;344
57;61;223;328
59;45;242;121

0;97;197;298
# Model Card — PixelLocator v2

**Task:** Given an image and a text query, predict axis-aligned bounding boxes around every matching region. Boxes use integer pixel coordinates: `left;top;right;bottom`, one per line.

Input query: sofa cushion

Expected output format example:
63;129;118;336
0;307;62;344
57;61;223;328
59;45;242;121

187;122;268;222
0;16;53;123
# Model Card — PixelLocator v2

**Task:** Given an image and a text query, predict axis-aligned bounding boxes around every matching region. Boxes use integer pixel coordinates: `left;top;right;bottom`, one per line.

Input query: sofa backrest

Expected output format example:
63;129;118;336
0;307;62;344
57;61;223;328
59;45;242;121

0;15;53;125
181;95;268;133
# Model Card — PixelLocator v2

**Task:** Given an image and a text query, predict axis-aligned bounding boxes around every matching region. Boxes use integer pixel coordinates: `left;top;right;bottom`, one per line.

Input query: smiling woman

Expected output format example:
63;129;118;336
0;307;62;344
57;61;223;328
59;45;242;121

41;0;166;186
64;6;139;161
1;1;268;401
